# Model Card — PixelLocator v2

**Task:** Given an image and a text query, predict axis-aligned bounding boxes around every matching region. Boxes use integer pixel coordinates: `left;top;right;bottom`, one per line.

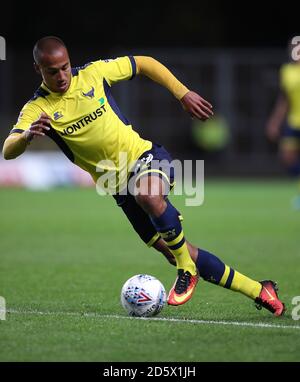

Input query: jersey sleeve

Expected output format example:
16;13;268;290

92;56;137;86
10;102;42;134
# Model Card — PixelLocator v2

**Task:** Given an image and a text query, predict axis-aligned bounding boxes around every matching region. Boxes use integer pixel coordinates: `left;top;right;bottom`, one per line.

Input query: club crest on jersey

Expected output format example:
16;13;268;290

53;111;63;120
82;86;95;99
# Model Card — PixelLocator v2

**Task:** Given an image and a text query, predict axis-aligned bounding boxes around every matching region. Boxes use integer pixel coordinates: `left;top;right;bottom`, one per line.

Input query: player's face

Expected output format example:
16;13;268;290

36;48;72;93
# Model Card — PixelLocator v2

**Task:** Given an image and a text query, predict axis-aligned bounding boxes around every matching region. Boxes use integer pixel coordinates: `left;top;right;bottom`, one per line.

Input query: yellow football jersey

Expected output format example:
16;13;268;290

11;56;152;192
280;62;300;129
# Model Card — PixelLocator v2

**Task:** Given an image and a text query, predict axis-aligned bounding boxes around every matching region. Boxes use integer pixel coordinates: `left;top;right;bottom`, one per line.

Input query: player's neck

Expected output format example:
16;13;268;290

41;77;73;95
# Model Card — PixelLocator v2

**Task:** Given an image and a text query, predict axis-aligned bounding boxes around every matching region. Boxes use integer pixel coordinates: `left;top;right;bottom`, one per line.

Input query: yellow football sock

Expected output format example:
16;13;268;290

163;231;197;275
219;265;261;300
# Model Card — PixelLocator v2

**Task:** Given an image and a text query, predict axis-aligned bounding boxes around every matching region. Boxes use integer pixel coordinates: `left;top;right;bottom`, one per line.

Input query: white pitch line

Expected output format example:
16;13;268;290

6;308;300;330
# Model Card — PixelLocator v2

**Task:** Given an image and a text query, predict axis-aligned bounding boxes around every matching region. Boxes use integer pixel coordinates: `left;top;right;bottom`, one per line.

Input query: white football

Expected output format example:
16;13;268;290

121;274;166;317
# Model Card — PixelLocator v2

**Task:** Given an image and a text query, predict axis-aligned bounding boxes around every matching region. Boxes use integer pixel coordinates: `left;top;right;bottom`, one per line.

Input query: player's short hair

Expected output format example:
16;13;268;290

33;36;67;64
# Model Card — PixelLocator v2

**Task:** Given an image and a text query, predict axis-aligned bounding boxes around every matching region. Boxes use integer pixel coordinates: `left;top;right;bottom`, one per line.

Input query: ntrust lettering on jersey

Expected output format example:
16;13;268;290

60;105;106;136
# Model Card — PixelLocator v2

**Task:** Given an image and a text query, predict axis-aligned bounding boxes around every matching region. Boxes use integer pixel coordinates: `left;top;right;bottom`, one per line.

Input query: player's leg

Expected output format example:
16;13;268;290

134;175;198;306
113;191;191;269
152;238;285;316
113;191;161;249
281;147;300;208
280;127;300;208
114;190;285;316
153;238;261;299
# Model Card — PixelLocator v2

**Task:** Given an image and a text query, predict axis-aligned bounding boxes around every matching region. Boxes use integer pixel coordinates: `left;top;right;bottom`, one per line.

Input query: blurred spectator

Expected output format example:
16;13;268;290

266;37;300;208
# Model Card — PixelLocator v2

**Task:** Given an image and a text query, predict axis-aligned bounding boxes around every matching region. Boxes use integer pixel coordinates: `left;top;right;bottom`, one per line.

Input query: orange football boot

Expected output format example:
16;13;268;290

167;269;199;306
255;280;286;316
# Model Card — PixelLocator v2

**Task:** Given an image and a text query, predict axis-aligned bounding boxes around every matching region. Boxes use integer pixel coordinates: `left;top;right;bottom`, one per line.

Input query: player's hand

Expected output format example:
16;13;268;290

266;121;280;142
181;91;213;121
24;112;51;142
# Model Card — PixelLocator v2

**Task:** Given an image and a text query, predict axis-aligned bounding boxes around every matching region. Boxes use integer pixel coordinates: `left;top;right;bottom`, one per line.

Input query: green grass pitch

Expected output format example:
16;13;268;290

0;180;299;361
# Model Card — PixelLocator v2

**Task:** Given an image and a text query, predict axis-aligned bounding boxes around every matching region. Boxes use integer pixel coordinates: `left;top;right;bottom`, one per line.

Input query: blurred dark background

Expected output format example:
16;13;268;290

0;0;298;176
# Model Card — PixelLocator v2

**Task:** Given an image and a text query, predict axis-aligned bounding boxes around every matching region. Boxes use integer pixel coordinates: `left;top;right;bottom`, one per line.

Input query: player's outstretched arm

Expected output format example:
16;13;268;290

134;56;213;121
2;112;51;160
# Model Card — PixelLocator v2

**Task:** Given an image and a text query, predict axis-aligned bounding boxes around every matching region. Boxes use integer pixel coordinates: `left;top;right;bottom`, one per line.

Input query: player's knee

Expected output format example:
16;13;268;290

280;150;300;177
135;194;166;216
281;149;298;167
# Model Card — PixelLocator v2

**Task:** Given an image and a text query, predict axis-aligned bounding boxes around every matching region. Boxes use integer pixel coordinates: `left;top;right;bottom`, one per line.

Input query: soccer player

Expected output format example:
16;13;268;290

266;38;300;208
2;36;285;315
